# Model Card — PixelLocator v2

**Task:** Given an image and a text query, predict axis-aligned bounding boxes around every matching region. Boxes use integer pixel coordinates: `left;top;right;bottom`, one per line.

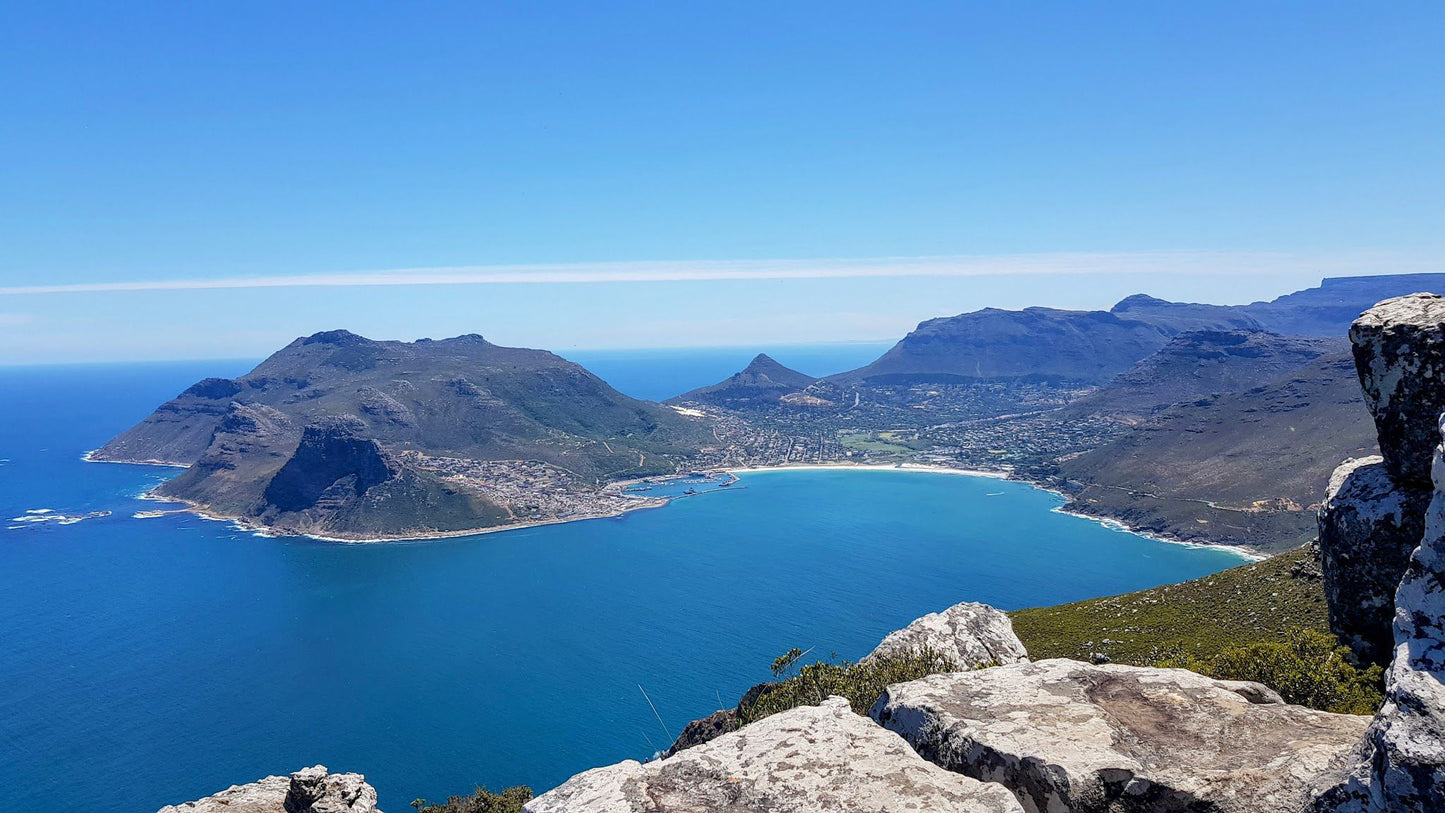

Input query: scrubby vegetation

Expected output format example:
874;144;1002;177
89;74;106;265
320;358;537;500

1010;544;1384;714
738;646;958;724
1157;629;1384;714
410;785;532;813
1010;543;1331;664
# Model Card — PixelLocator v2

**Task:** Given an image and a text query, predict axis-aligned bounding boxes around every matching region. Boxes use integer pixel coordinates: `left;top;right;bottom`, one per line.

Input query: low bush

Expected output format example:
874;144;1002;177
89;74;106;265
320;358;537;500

1156;629;1384;715
1010;544;1332;666
410;785;533;813
738;646;959;724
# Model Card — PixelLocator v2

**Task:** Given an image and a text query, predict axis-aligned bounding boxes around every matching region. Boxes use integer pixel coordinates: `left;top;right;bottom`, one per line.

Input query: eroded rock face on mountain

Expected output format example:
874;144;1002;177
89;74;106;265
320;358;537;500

262;416;401;513
155;402;300;514
1348;293;1445;488
1317;456;1430;665
156;766;380;813
871;659;1367;813
525;696;1024;813
863;601;1029;668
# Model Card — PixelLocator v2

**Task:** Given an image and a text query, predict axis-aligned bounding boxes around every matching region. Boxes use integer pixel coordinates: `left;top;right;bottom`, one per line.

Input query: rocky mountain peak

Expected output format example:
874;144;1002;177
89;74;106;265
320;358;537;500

301;329;373;347
670;353;816;408
1109;293;1171;311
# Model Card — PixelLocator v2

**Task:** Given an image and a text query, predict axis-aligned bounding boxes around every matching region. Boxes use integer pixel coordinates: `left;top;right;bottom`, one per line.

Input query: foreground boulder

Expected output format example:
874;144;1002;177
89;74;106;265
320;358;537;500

1317;456;1429;665
665;600;1028;757
1348;293;1445;488
157;766;380;813
871;659;1367;813
863;601;1030;667
525;696;1024;812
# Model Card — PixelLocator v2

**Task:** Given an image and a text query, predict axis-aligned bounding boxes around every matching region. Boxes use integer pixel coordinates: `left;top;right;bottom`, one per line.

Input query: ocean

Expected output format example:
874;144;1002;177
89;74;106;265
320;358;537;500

0;352;1247;812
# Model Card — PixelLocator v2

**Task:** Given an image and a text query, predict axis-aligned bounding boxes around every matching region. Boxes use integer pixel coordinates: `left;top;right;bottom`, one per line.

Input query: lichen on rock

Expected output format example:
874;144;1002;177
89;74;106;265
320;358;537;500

871;659;1368;813
156;766;380;813
1317;455;1429;665
525;697;1024;813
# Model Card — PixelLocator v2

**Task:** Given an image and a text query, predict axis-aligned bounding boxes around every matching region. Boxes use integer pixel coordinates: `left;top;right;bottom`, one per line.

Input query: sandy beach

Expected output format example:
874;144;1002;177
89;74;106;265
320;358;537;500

728;462;1011;478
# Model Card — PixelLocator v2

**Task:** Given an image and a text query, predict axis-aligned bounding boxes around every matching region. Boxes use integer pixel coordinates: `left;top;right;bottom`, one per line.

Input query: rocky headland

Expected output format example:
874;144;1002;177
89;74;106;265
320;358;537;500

94;331;717;539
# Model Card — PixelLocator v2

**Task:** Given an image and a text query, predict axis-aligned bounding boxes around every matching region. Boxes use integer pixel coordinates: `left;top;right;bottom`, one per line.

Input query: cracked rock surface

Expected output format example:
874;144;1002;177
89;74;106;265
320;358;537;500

870;659;1368;813
525;696;1024;812
156;766;380;813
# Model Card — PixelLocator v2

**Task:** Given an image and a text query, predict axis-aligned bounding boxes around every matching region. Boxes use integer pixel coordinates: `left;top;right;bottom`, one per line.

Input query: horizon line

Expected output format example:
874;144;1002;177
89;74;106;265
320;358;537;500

3;250;1440;296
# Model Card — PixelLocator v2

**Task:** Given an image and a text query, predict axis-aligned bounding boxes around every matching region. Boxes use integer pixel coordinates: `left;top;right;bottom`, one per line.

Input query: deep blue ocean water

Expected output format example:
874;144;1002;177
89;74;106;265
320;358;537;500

0;355;1247;813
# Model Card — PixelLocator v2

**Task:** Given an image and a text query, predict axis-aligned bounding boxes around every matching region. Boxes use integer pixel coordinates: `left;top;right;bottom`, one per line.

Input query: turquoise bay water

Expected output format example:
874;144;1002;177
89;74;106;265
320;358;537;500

0;359;1246;812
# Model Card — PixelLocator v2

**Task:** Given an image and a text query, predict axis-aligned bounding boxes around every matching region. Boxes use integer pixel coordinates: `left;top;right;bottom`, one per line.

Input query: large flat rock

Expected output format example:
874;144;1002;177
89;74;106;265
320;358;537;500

525;696;1024;812
871;659;1369;813
864;601;1029;668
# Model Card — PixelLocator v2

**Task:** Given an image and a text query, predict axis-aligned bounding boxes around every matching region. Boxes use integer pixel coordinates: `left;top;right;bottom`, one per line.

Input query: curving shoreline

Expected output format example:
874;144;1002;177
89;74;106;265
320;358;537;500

727;462;1010;478
730;462;1263;560
90;450;1260;557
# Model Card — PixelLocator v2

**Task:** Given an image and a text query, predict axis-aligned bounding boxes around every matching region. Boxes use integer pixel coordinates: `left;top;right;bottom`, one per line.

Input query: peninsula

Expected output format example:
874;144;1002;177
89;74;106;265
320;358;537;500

94;331;718;539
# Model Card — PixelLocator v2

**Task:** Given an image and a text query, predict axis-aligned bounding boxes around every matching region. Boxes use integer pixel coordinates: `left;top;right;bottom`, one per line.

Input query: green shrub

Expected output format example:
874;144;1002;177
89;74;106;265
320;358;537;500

738;647;959;724
1157;629;1384;715
1010;544;1332;666
410;785;533;813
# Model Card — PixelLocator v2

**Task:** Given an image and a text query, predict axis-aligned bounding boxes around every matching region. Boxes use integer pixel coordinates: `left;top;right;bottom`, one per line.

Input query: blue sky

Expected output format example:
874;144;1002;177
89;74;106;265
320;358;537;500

0;2;1441;363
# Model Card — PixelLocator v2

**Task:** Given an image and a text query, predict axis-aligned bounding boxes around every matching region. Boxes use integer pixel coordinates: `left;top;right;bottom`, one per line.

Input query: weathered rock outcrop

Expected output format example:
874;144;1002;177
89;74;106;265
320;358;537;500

871;659;1368;813
1348;293;1445;488
525;696;1024;812
1317;456;1429;665
864;601;1030;667
1309;424;1445;811
663;709;741;757
1306;294;1445;812
157;766;380;813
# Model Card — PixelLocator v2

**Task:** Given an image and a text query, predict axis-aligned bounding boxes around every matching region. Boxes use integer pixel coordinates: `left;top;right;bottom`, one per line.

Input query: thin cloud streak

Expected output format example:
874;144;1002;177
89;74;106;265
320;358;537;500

1;250;1435;296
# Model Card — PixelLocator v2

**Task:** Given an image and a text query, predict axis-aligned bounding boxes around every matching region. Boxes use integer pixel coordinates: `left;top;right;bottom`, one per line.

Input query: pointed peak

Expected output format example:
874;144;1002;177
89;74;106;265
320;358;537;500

748;353;779;367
